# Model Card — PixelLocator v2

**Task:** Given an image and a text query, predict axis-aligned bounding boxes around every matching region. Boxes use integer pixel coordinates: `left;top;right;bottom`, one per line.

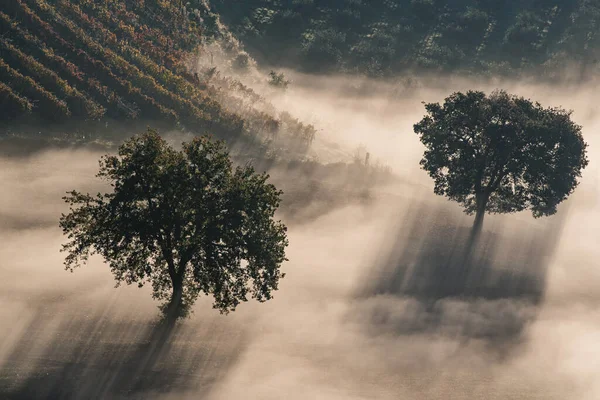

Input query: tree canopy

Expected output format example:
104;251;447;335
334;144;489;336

213;0;600;79
59;129;289;321
414;90;588;234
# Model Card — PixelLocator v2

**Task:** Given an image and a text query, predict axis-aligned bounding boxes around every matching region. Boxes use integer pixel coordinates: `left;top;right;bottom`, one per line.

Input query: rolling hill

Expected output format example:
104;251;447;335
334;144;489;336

3;0;598;155
0;0;316;156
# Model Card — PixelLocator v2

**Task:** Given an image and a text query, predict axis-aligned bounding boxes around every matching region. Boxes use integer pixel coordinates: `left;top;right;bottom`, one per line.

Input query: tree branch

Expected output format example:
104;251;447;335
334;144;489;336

474;144;491;194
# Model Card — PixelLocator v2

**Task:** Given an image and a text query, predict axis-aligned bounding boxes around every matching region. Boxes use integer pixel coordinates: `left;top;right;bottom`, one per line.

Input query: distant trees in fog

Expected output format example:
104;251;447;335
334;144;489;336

268;70;290;89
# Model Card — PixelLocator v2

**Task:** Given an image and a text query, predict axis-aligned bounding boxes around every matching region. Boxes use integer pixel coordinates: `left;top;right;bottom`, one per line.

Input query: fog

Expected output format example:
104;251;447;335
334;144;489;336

1;76;599;399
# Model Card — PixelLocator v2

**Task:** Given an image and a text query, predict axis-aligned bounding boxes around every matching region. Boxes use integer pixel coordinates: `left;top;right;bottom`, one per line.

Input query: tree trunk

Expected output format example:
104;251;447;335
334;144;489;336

472;204;485;238
165;279;184;326
468;193;488;250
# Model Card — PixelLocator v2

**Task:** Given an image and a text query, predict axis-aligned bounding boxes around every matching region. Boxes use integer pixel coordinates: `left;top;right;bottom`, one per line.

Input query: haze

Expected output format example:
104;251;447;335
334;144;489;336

1;75;599;400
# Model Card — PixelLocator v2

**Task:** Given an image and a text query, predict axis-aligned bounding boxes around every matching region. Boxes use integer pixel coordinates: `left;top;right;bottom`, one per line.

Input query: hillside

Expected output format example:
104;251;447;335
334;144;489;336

213;0;600;79
0;0;316;156
4;0;598;147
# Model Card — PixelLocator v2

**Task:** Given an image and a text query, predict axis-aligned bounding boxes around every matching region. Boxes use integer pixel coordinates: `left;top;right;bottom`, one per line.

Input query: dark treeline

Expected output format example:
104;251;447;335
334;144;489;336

213;0;600;79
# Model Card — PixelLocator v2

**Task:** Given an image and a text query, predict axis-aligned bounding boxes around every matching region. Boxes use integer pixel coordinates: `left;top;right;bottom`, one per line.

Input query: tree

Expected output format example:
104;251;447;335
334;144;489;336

414;90;588;239
268;70;290;89
60;129;289;324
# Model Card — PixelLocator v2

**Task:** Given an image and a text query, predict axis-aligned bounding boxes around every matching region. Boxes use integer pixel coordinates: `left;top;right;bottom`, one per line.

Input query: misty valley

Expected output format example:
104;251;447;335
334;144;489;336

1;1;600;399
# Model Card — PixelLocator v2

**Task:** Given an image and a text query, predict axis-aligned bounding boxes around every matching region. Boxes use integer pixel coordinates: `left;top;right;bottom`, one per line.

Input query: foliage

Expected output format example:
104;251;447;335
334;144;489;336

198;67;316;150
0;11;136;119
2;0;317;156
31;0;182;120
0;82;33;119
212;0;600;79
0;58;70;120
414;90;588;229
59;129;289;320
0;37;105;118
268;70;290;89
1;0;241;132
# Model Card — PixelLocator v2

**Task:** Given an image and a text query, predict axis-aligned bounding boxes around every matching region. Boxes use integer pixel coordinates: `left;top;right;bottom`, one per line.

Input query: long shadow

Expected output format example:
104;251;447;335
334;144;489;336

355;200;565;344
0;297;246;399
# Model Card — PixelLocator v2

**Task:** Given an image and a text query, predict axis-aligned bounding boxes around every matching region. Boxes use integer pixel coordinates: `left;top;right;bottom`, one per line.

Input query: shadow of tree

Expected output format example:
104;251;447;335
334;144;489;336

1;298;246;399
355;200;565;344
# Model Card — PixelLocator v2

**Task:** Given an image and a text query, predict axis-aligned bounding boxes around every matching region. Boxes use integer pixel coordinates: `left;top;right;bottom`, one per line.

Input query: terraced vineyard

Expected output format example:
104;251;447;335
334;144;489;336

0;0;258;140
